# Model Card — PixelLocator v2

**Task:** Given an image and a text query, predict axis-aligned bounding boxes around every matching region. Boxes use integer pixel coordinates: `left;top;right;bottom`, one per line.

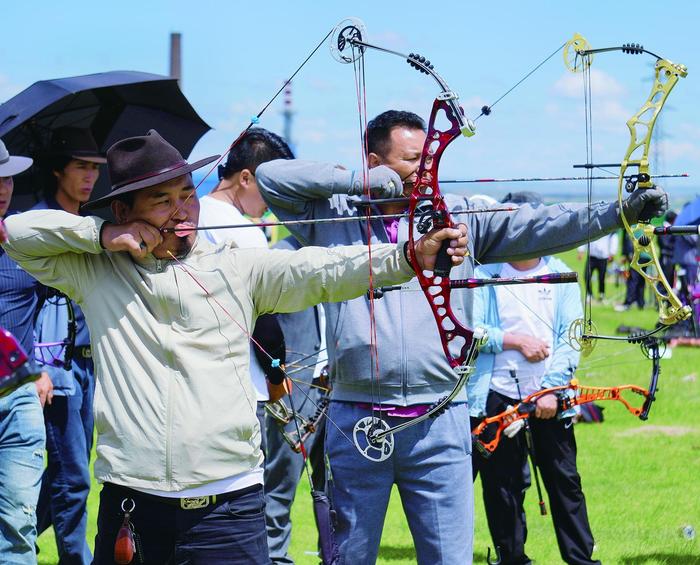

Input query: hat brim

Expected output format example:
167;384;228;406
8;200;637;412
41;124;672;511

0;156;33;177
71;154;107;164
81;154;220;211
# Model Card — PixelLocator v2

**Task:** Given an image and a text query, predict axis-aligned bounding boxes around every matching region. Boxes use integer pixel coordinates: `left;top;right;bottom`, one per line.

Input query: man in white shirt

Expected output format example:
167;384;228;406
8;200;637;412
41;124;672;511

199;128;295;451
470;254;599;565
577;233;619;302
199;127;293;248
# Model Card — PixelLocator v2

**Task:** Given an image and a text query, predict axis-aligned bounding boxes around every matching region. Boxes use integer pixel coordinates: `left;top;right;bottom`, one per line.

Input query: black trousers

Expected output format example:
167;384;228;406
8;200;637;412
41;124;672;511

584;257;608;298
93;482;270;565
660;258;675;292
472;391;600;565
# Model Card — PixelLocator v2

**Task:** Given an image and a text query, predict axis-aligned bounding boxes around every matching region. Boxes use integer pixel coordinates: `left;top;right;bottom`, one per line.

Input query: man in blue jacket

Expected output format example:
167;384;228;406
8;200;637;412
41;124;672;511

33;127;105;564
256;109;666;563
0;139;46;565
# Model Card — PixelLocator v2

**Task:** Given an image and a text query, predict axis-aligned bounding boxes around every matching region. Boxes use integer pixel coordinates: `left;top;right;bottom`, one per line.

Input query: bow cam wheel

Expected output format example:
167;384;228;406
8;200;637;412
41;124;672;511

564;33;592;73
569;318;597;357
353;416;394;462
330;17;367;64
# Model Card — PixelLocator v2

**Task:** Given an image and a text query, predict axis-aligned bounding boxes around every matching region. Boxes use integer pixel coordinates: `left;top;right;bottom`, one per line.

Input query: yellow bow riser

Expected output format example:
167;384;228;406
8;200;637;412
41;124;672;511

619;58;690;326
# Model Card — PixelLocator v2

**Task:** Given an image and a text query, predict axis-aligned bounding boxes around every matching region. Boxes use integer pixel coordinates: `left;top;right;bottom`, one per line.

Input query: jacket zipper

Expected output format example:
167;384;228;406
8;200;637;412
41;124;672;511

154;259;175;487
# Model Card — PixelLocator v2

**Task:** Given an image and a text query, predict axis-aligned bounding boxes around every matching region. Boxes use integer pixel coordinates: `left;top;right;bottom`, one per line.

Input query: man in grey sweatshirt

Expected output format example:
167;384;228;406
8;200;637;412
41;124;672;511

256;109;667;564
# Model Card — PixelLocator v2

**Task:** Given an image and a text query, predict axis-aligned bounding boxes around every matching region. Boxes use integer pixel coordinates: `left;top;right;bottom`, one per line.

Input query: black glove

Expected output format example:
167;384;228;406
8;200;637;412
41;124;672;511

621;186;668;224
348;165;403;198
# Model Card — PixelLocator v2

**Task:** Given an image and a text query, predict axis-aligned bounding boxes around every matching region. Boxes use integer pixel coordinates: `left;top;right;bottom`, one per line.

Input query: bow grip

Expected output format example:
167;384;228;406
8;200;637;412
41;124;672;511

639;392;656;421
638;183;660;223
433;239;453;277
472;434;494;459
431;209;454;277
518;402;537;416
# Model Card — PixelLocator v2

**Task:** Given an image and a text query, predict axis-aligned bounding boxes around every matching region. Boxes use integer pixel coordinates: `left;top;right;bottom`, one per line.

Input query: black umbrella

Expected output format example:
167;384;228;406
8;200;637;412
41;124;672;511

0;70;211;209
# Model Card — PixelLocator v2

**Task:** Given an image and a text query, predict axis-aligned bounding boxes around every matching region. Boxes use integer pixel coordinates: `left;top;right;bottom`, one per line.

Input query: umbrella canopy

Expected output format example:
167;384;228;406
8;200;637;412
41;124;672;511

0;70;211;209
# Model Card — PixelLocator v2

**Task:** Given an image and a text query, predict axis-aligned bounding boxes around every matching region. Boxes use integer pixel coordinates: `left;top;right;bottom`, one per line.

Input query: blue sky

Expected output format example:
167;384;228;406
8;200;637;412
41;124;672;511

2;0;698;206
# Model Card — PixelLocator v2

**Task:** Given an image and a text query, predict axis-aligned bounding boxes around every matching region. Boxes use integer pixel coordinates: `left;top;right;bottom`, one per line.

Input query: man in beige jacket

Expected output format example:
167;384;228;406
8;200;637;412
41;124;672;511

0;130;467;564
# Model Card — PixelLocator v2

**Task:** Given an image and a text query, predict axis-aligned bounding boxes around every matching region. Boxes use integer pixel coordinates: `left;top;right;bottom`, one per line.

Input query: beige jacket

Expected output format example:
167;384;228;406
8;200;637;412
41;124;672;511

3;210;414;491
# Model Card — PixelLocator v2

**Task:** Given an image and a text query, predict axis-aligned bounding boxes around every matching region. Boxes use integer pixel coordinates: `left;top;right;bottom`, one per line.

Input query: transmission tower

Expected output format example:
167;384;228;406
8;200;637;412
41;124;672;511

282;81;295;154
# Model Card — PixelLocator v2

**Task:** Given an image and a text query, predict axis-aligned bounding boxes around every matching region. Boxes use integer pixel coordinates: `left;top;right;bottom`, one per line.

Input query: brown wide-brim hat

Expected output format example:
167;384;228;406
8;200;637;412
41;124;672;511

82;129;218;211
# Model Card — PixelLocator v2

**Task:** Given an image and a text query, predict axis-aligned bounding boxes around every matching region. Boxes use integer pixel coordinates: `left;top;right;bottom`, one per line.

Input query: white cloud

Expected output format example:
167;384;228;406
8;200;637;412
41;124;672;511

678;122;700;141
382;96;426;118
553;68;626;99
292;117;364;158
216;100;269;133
460;95;490;118
307;77;338;92
294;117;329;144
659;139;700;161
545;96;630;135
595;99;632;127
298;130;326;143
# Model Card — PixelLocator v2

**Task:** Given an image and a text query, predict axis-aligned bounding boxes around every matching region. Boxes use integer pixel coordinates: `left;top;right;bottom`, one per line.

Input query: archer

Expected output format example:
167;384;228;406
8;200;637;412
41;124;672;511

255;109;664;564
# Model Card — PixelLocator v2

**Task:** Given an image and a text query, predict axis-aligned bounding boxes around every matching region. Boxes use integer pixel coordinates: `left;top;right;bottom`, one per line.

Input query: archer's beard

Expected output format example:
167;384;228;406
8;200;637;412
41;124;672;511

154;234;195;259
170;235;195;258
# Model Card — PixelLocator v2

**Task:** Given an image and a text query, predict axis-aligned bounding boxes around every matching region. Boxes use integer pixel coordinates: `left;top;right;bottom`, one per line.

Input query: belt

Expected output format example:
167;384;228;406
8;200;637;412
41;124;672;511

115;483;262;511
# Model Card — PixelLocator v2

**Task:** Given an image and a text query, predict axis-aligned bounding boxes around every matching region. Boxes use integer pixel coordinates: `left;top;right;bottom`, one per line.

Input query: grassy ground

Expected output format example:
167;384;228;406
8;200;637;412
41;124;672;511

37;251;700;564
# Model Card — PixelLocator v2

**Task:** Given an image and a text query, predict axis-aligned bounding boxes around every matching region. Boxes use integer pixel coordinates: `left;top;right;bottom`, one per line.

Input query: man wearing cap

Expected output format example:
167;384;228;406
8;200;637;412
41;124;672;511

0;139;47;564
32;127;106;564
1;129;468;564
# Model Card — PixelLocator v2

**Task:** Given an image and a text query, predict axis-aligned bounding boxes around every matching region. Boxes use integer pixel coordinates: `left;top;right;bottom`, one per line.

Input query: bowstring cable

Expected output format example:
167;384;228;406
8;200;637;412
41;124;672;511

470;49;659;386
583;54;595;333
473;49;602;353
285;364;317;493
474;41;568;121
351;43;384;433
160;27;334;229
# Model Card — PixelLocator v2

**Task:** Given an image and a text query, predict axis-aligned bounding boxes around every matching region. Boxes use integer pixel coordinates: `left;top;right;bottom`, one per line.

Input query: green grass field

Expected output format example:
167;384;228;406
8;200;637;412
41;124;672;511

37;251;700;564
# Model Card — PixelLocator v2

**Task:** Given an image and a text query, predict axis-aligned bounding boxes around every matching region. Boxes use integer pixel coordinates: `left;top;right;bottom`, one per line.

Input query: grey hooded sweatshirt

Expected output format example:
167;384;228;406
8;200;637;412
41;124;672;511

257;159;621;406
